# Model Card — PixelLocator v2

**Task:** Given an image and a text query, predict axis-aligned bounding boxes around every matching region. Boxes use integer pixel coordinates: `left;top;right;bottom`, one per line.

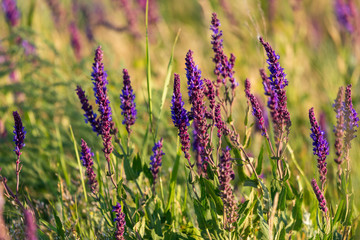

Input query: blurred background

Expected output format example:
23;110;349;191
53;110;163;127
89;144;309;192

0;0;359;232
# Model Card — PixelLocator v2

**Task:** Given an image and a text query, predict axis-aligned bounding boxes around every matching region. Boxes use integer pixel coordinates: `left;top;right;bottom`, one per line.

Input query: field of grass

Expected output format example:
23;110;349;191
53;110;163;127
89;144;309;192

0;0;359;239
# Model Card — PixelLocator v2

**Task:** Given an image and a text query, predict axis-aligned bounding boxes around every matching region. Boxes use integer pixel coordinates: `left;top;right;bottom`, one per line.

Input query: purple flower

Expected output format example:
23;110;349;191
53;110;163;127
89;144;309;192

150;138;164;187
309;107;329;188
13;111;26;158
2;0;20;27
260;37;291;141
210;13;238;89
185;50;210;174
76;86;100;134
204;79;216;118
260;68;271;97
311;179;328;213
333;86;345;165
343;84;359;151
335;0;354;33
80;139;98;194
215;104;229;138
171;73;191;163
112;203;126;240
24;209;37;240
254;95;269;134
91;46;113;162
120;69;137;134
245;79;268;137
69;22;81;60
218;146;238;230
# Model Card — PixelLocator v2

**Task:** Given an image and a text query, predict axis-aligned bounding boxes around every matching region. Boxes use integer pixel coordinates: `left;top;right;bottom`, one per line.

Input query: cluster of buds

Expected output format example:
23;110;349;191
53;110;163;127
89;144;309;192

149;138;165;189
80;139;98;194
112;203;126;240
120;69;137;134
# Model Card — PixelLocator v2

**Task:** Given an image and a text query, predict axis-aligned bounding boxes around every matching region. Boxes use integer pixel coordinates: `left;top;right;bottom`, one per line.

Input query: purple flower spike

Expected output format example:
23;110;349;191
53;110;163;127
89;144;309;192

185;50;210;174
69;22;81;60
120;69;137;134
335;0;354;33
344;84;359;152
80;139;98;194
112;203;126;240
245;79;268;137
218;147;238;231
210;13;238;89
171;74;191;163
215;104;229;138
2;0;20;27
204;79;216;118
333;86;345;165
13;111;26;158
24;209;37;240
309;107;329;188
76;86;100;135
311;179;328;213
150;138;165;188
91;46;113;161
260;37;291;141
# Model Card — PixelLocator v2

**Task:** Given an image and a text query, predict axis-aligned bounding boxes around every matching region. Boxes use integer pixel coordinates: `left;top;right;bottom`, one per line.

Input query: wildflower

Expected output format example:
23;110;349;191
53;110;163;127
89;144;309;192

254;95;269;134
75;86;100;134
24;209;37;240
120;69;137;134
171;74;191;163
333;86;344;164
150;138;164;188
112;203;126;240
210;13;238;89
13;111;26;158
204;79;216;118
69;22;81;60
80;139;98;194
309;107;329;188
311;179;328;213
2;0;20;27
218;147;238;231
214;104;229;138
185;50;210;173
343;84;359;154
245;79;268;137
335;0;354;33
260;37;291;142
91;46;113;162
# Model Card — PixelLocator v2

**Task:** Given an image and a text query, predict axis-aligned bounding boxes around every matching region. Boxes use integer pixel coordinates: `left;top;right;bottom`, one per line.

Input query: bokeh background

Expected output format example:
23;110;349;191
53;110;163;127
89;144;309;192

0;0;359;236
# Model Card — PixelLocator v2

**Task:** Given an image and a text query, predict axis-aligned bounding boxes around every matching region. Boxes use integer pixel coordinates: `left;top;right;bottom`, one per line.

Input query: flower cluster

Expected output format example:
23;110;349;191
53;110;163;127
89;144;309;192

210;13;238;90
259;37;291;142
185;50;210;174
24;209;37;240
214;104;229;138
311;179;328;213
334;0;356;33
150;138;165;187
13;111;26;158
343;84;359;153
171;74;191;163
112;203;126;240
309;107;329;187
80;139;98;194
333;86;345;164
120;69;137;134
244;79;268;137
75;86;100;134
2;0;20;27
218;147;238;230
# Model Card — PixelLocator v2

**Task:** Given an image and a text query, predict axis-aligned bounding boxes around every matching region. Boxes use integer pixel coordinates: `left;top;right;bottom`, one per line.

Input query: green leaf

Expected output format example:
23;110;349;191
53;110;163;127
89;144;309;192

133;153;142;177
124;154;136;181
257;201;270;240
290;192;303;231
166;140;181;212
194;200;207;230
259;180;272;214
202;178;224;215
53;210;65;240
256;145;264;175
333;198;345;224
278;186;287;211
244;179;258;188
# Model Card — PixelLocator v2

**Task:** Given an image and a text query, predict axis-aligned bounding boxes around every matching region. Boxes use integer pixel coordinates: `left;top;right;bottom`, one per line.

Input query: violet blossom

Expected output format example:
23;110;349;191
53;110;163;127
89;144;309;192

2;0;20;27
80;139;98;194
112;203;126;240
333;86;345;165
120;69;137;134
311;179;328;213
149;138;164;188
13;111;26;158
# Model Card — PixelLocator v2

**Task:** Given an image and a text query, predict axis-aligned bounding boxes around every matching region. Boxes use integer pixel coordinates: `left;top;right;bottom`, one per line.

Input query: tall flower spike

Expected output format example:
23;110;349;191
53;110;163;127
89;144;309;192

91;46;113;164
69;22;81;60
120;69;137;134
333;87;345;165
24;209;37;240
112;203;126;240
311;179;328;213
13;111;26;158
204;79;216;119
218;147;238;231
309;107;329;188
214;104;229;138
76;86;100;135
80;139;98;194
260;37;291;142
343;84;359;154
171;74;191;163
2;0;20;27
150;138;165;189
335;0;354;33
185;50;210;174
245;79;268;137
